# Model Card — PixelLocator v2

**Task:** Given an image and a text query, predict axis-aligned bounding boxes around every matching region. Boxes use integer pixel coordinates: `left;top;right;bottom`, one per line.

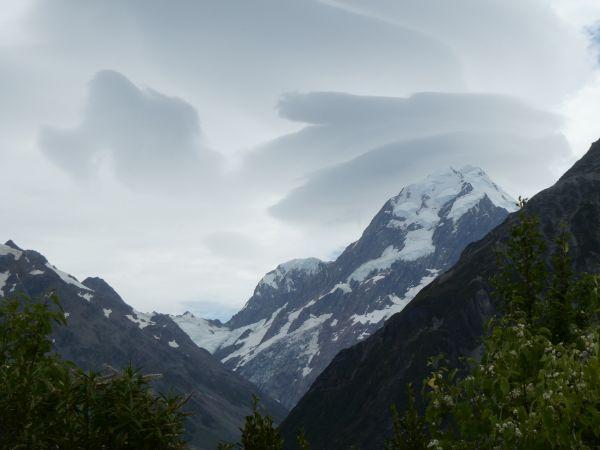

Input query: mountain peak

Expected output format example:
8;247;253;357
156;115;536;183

364;166;517;263
4;240;22;251
0;242;23;260
278;257;324;274
389;165;515;224
258;257;325;290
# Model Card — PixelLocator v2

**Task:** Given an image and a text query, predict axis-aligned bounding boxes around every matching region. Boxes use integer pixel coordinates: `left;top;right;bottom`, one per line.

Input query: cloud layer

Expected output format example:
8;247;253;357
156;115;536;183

241;91;564;191
325;0;593;107
0;0;598;317
269;132;569;225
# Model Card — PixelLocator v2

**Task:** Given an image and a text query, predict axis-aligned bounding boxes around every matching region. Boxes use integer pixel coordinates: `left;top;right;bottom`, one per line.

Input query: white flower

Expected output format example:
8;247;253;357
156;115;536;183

443;395;454;406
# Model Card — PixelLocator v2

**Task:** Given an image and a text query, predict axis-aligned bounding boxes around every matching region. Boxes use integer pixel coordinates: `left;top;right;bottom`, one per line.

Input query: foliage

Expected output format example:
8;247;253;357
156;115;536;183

240;396;284;449
492;197;548;325
218;396;283;450
422;202;600;449
0;293;188;449
296;428;310;450
385;384;428;450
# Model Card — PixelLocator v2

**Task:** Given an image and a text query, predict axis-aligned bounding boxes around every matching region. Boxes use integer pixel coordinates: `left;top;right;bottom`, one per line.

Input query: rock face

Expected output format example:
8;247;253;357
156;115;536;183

175;166;516;409
0;243;286;450
280;140;600;449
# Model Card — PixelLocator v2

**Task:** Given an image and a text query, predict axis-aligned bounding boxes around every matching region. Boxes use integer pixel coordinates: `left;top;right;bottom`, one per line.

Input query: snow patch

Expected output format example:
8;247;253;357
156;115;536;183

259;272;279;289
78;292;94;302
29;269;44;275
258;258;323;291
328;282;352;295
45;263;92;291
387;166;516;262
357;331;370;340
222;307;332;370
298;314;331;369
0;271;10;294
172;312;232;353
367;273;387;284
221;305;287;367
350;270;440;325
168;340;179;348
103;308;112;318
0;244;22;259
398;228;436;261
279;258;323;274
348;246;400;282
126;311;155;329
447;166;516;221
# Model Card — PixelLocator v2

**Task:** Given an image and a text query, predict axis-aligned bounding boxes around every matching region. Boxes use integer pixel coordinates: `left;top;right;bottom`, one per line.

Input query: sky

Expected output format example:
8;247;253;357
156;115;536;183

1;0;600;320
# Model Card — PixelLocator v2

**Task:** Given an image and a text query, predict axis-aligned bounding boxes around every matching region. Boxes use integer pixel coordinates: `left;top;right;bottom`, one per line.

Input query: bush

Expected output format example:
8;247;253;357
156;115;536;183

422;204;600;449
0;293;188;449
218;396;284;450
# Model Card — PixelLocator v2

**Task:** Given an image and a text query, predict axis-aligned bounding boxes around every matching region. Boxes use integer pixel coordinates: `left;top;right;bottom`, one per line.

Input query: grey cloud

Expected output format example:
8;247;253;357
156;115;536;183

325;0;593;107
269;132;570;225
276;91;562;133
27;0;464;152
241;91;562;189
39;70;222;189
203;231;263;260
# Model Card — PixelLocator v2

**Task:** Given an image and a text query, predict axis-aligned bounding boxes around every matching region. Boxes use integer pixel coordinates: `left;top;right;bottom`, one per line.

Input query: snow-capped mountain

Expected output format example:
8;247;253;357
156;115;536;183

281;138;600;450
0;241;286;448
175;166;517;408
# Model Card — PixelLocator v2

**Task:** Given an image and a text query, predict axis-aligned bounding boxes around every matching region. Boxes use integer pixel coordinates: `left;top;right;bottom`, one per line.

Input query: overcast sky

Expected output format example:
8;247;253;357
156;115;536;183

2;0;600;319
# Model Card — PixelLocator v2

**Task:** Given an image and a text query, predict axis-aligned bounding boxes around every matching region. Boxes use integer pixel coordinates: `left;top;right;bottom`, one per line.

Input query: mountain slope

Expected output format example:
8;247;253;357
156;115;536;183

177;166;516;408
0;243;286;449
280;140;600;449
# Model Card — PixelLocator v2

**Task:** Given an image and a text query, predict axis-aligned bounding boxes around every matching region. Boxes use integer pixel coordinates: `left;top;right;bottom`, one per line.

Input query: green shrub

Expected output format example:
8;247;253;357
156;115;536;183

218;396;283;450
422;204;600;449
0;293;188;449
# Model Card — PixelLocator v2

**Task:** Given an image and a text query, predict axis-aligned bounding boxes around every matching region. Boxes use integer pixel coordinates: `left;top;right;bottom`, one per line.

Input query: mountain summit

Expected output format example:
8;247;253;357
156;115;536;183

280;142;600;449
174;166;516;408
